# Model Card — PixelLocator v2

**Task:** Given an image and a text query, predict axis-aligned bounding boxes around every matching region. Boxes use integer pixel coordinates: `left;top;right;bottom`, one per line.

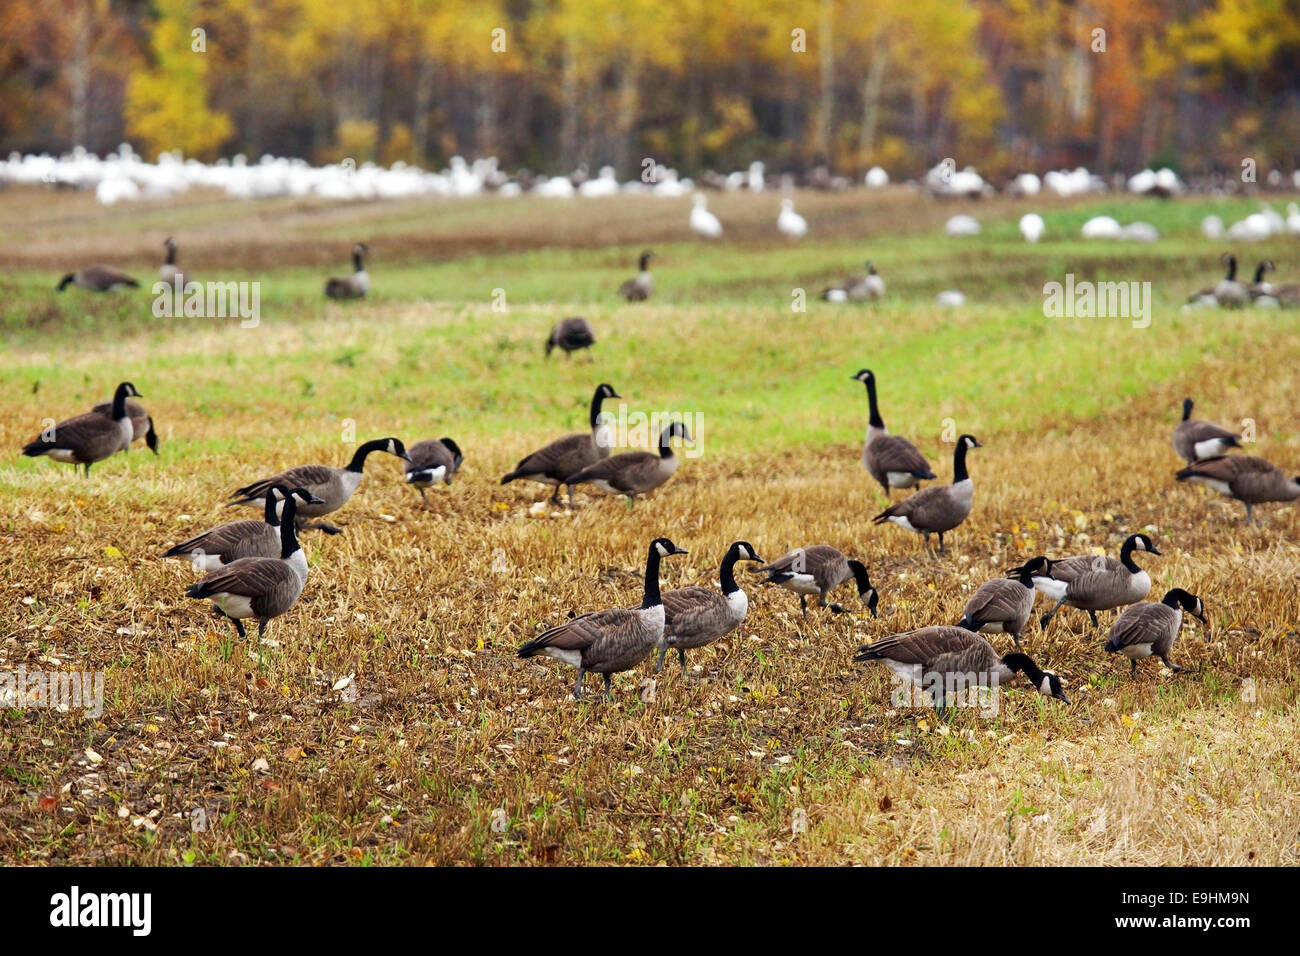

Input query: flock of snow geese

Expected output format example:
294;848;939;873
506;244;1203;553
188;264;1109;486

20;350;1297;705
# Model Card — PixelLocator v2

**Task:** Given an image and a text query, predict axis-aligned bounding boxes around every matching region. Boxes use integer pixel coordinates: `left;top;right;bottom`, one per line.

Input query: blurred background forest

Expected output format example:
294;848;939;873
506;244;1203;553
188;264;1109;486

2;0;1298;178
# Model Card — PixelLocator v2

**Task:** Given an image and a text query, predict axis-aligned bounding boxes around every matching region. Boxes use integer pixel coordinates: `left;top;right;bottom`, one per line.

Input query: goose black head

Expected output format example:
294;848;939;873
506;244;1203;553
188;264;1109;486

661;421;692;443
164;236;175;248
1181;397;1194;420
1162;588;1206;624
56;273;75;291
729;541;764;564
846;559;877;616
651;537;689;559
291;486;327;506
385;437;411;462
1127;533;1160;556
851;368;874;384
958;434;983;449
1039;672;1069;703
117;382;143;399
866;262;877;275
595;383;621;401
1016;556;1051;582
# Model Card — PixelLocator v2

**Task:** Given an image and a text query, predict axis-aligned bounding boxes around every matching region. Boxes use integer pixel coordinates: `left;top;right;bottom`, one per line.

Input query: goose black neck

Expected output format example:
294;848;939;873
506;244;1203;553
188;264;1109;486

659;427;677;459
263;492;282;527
719;548;742;595
353;249;365;272
1016;565;1036;587
1254;263;1267;283
642;545;665;609
863;378;885;430
166;244;177;265
1002;652;1044;685
347;439;384;473
1120;538;1142;573
588;390;609;430
639;253;651;271
952;441;971;483
279;498;301;559
1225;256;1237;280
111;384;130;420
57;274;75;291
1181;398;1193;422
847;560;871;596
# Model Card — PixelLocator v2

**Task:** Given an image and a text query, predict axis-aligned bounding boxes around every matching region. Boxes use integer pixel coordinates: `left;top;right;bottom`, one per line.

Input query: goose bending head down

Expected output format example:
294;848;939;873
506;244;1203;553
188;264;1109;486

563;421;692;504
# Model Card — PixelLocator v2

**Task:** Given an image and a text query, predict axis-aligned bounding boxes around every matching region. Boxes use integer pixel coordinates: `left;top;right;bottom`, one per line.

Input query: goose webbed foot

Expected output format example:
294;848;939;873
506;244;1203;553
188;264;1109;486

828;602;850;615
799;595;808;619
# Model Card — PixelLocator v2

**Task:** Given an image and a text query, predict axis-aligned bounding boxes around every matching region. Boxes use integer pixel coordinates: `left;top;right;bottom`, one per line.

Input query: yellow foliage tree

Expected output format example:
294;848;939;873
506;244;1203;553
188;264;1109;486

124;0;232;159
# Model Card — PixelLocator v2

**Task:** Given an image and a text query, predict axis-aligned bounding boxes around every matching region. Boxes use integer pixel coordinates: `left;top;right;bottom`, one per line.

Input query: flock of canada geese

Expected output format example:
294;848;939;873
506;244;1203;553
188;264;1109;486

21;314;1296;704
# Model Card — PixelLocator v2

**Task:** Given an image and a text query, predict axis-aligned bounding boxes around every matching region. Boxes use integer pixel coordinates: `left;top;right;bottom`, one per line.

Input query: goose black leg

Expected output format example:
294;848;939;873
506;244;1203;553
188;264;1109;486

603;674;614;699
800;595;808;619
1040;599;1066;629
1088;610;1100;628
1129;658;1138;678
1160;656;1183;673
573;667;586;699
654;646;667;674
677;648;687;671
550;485;562;506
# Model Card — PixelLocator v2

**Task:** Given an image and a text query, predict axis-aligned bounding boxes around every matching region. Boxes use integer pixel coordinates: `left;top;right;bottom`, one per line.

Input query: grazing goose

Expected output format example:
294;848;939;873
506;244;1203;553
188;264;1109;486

22;381;142;476
852;369;935;495
757;545;877;618
689;193;723;238
1175;455;1300;524
618;251;655;301
777;198;808;238
1213;253;1248;308
1172;397;1241;464
1105;589;1206;677
1027;533;1160;629
185;491;309;642
163;485;324;572
404;437;463;500
91;396;159;455
873;435;982;554
56;265;139;292
324;243;370;299
545;317;596;358
657;540;764;673
501;383;620;506
159;237;184;286
227;437;410;534
518;537;689;699
854;627;1069;709
956;556;1051;646
564;421;691;503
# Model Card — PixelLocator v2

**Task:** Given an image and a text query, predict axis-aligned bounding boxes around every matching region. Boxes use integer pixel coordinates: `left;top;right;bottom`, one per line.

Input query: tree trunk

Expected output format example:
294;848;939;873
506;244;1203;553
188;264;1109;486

858;33;888;164
815;0;834;163
412;54;433;161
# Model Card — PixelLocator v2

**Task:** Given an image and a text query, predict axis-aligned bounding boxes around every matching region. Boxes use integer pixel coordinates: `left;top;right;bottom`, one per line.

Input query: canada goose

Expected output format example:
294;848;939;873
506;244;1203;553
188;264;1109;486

657;540;764;673
822;262;883;302
159;237;184;286
545;317;596;358
851;369;935;495
227;437;410;534
1172;397;1241;464
518;537;689;699
324;243;369;299
689;193;723;238
91;396;159;455
956;556;1051;646
185;491;309;642
873;434;981;554
757;545;877;618
56;265;139;292
618;251;655;301
1175;455;1300;524
22;381;142;476
1213;253;1248;308
1028;533;1160;629
777;199;807;238
1105;589;1206;677
501;383;619;506
854;627;1068;709
1248;260;1275;300
404;437;463;501
163;485;325;572
564;422;690;503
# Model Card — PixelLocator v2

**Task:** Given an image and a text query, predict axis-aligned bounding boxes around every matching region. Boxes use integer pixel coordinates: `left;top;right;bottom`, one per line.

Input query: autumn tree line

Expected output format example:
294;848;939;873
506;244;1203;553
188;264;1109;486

3;0;1298;180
